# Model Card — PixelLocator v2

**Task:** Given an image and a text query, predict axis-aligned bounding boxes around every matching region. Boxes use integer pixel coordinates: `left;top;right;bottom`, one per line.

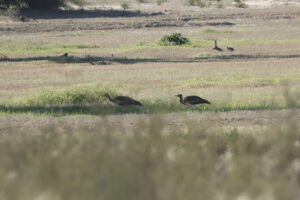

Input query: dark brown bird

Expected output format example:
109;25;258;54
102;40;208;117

227;46;234;51
19;16;29;22
212;40;223;51
176;94;211;105
61;53;68;57
104;93;142;106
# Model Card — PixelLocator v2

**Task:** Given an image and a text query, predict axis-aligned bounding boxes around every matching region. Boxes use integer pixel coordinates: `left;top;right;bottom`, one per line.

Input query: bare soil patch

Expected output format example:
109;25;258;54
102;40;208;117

1;6;300;34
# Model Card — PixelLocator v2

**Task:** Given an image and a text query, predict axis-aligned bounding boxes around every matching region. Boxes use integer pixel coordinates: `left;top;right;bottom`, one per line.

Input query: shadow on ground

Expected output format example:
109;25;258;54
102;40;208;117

0;103;292;116
19;8;163;19
1;54;300;64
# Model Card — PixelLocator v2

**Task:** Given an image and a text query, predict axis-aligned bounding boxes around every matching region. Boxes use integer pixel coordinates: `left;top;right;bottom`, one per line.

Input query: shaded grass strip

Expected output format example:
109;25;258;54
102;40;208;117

0;103;298;116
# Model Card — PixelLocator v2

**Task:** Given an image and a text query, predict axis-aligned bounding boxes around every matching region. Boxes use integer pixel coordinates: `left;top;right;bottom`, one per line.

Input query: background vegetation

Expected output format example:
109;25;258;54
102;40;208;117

0;0;84;9
0;0;246;9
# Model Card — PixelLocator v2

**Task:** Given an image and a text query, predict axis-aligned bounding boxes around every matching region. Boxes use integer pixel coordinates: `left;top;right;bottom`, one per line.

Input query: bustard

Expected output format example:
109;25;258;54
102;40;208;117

176;94;211;105
104;93;142;106
212;40;223;51
60;53;68;57
227;46;234;51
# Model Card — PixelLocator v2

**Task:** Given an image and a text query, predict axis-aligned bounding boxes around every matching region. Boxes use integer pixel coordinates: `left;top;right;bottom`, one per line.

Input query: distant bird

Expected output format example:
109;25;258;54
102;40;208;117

227;46;234;51
212;40;223;51
19;16;29;22
176;94;211;105
104;93;142;106
60;53;68;57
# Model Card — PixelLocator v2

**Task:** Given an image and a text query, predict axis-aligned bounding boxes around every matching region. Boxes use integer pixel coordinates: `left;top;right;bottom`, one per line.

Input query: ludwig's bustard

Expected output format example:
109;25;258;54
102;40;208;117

104;93;142;106
176;94;211;105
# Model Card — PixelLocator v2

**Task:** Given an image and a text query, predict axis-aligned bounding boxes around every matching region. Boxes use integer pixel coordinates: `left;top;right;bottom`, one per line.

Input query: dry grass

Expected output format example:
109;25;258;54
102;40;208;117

0;4;300;199
0;112;299;200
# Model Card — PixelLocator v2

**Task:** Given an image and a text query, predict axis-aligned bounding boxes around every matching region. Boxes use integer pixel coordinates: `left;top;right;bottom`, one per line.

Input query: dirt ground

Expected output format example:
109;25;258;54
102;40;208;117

0;3;300;34
0;109;299;137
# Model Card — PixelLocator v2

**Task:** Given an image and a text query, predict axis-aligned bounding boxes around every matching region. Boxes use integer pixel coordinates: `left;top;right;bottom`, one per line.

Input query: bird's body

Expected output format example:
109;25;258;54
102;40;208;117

19;16;29;22
176;94;211;105
227;46;234;51
104;94;142;106
61;53;68;57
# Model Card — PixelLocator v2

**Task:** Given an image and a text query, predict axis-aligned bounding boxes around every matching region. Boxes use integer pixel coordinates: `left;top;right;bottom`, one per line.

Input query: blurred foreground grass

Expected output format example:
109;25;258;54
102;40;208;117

0;115;299;200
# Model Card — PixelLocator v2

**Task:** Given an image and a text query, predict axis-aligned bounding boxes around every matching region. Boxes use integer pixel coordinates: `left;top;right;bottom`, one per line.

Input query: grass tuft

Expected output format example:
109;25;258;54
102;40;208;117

22;85;120;106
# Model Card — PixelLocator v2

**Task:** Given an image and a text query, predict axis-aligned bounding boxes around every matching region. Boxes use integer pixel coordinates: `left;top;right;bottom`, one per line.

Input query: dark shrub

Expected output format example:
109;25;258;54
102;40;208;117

0;0;83;9
25;0;65;9
159;33;190;46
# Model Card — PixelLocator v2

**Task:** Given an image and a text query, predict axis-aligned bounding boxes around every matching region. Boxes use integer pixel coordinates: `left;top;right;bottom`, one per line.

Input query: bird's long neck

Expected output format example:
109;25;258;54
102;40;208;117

215;40;217;48
106;94;113;102
179;96;183;104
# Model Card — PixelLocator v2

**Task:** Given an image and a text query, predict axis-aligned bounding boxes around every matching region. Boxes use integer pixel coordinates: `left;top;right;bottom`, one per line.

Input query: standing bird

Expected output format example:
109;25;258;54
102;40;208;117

19;16;29;22
61;53;68;57
104;93;142;106
227;46;234;51
212;40;223;51
176;94;211;105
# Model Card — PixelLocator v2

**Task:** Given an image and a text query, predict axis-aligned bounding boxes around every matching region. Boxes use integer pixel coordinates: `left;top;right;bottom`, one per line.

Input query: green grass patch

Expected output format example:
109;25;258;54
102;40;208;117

57;32;105;37
202;28;236;34
228;37;300;46
182;74;300;88
1;97;299;116
0;40;99;55
21;85;121;107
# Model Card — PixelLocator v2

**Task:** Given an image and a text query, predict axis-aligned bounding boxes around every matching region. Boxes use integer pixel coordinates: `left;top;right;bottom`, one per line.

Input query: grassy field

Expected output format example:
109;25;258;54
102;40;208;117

0;1;300;200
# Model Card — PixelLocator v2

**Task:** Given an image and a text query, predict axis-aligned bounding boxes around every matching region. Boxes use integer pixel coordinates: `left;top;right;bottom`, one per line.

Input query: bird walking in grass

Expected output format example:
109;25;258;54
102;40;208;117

104;93;142;106
227;46;234;51
61;53;68;57
176;94;211;105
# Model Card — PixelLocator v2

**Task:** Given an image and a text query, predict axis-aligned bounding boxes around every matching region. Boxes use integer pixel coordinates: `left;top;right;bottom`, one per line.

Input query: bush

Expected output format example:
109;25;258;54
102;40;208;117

186;0;206;7
157;0;167;5
25;0;65;9
233;0;247;8
120;2;129;10
159;33;190;46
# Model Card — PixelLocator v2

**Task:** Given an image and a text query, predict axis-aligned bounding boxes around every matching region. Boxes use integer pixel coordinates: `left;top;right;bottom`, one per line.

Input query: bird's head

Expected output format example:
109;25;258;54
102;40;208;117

103;93;110;98
176;94;183;98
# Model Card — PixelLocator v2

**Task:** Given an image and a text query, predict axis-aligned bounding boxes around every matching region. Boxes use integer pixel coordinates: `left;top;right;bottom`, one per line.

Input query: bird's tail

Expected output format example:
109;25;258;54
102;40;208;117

204;99;211;104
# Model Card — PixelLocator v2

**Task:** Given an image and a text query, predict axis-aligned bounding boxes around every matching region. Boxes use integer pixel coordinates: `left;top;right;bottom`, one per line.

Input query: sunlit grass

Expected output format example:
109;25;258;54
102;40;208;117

1;36;300;56
137;37;300;48
202;27;237;34
0;40;99;55
181;74;300;88
57;32;105;37
0;86;298;115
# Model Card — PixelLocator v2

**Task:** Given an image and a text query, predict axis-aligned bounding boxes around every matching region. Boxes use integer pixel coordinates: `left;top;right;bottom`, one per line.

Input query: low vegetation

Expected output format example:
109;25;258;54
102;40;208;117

0;0;84;9
159;33;190;46
0;115;299;200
